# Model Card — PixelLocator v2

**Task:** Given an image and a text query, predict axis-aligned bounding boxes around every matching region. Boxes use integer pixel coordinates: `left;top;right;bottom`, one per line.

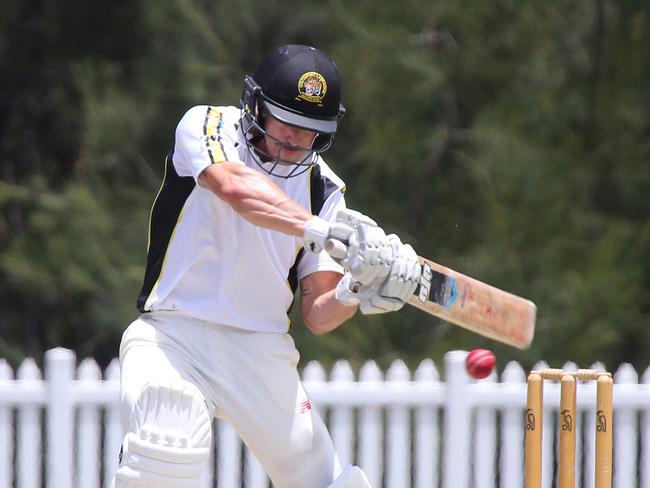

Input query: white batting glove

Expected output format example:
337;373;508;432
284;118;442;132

306;209;397;290
335;272;405;314
303;216;332;254
334;209;393;286
379;235;421;301
335;272;368;306
334;208;378;228
303;216;354;254
358;235;421;315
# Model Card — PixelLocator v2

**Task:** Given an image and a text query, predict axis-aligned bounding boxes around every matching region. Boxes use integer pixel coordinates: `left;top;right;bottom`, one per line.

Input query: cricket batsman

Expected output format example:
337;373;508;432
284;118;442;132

113;44;421;488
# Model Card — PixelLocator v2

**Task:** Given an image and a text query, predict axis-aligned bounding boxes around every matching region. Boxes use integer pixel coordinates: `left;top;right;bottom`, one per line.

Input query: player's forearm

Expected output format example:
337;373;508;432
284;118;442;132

234;193;311;236
302;287;358;335
199;163;313;236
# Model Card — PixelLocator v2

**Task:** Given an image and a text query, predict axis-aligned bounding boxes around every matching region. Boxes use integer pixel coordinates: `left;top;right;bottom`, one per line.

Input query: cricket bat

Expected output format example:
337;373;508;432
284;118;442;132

409;256;536;349
326;240;536;349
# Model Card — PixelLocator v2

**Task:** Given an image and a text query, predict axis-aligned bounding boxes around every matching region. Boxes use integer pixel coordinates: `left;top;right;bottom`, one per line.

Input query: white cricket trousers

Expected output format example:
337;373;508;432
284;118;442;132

119;312;342;488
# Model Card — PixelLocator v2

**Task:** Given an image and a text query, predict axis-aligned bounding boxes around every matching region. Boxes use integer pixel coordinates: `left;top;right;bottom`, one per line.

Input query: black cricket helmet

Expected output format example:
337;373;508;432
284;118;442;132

240;44;346;177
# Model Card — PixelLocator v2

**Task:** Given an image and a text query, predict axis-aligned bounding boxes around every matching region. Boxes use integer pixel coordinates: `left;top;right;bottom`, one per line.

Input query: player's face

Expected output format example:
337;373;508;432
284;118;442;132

262;115;317;164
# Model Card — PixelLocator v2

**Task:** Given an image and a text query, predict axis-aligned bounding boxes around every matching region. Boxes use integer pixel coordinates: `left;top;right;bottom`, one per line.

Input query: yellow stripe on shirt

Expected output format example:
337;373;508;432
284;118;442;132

145;154;171;251
204;106;227;164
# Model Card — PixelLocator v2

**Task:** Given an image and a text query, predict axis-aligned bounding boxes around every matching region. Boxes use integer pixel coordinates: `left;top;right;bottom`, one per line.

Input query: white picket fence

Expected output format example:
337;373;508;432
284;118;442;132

1;348;650;488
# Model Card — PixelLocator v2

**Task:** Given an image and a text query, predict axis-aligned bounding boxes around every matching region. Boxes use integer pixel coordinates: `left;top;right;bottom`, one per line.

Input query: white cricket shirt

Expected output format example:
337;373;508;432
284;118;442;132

136;105;346;332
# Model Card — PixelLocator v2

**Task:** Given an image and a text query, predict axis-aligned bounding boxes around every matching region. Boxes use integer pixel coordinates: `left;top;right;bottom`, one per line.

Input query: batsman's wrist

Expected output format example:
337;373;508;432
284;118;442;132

303;216;330;253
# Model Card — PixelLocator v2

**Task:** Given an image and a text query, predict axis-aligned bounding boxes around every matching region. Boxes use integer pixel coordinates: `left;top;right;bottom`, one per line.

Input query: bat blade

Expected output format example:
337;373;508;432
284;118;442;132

410;256;536;349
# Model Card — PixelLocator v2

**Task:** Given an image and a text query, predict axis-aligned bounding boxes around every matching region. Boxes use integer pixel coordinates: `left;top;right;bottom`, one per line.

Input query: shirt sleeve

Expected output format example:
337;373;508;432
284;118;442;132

172;105;242;181
297;190;347;280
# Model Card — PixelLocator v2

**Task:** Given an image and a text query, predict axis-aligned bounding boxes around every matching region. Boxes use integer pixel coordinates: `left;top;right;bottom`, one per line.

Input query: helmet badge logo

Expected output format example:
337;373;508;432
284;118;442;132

296;71;327;105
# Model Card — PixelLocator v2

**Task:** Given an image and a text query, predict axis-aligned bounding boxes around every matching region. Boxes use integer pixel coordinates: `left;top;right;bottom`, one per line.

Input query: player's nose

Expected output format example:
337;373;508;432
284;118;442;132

279;126;302;146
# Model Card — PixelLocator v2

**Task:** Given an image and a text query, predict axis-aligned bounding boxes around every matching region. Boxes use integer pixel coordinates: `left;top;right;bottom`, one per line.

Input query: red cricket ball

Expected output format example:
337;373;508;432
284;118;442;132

465;348;496;379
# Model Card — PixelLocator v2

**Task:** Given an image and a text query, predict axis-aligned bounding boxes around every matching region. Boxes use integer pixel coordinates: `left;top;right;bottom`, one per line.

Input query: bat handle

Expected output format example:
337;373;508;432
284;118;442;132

325;238;348;260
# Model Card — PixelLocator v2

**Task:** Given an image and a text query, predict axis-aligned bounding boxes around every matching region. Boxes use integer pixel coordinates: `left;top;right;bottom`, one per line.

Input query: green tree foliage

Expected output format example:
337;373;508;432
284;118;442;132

1;0;648;371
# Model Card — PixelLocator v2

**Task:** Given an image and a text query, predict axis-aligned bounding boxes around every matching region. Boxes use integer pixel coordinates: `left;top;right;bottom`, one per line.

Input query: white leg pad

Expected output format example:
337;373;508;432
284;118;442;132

327;465;372;488
115;380;212;488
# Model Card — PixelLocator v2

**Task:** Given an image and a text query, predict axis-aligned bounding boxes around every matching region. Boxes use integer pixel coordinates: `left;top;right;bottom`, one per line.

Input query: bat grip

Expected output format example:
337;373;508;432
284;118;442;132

325;238;348;260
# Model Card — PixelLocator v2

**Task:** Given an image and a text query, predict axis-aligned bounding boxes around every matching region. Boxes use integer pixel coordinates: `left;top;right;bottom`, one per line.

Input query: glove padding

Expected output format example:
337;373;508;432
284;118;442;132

302;216;331;254
360;235;421;314
335;272;398;314
335;235;421;315
305;209;401;291
359;234;422;315
303;215;359;258
335;272;370;306
378;235;421;301
331;209;393;286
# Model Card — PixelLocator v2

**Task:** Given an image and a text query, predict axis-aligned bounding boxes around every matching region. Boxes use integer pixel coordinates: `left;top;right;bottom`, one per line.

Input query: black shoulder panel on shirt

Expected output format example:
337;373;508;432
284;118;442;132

287;248;305;301
309;163;340;217
137;150;196;311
